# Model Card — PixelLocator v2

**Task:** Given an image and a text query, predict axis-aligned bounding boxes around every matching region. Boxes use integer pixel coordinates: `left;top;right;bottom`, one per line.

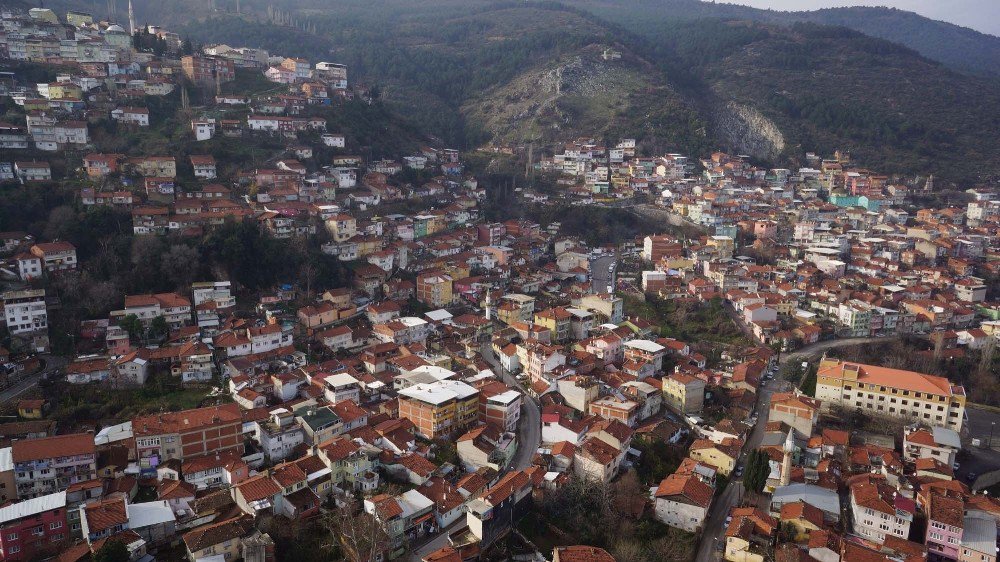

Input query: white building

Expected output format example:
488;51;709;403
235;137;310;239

2;289;48;335
849;478;913;543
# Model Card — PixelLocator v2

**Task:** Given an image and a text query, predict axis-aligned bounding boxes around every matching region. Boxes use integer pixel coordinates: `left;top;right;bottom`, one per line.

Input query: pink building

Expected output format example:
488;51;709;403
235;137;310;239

753;220;777;239
0;491;68;561
926;493;964;560
585;333;624;366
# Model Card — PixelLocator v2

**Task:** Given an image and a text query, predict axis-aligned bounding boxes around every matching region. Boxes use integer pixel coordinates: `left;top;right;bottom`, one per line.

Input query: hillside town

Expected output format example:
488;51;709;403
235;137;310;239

1;5;1000;562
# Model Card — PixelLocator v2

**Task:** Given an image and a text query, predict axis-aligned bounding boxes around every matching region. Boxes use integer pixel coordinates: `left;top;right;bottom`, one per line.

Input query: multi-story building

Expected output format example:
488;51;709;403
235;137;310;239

849;476;914;543
653;474;713;532
662;372;705;415
643;234;681;262
623;339;667;372
574;293;623;324
0;491;68;561
180;55;235;86
534;307;572;343
2;289;48;336
479;386;522;433
398;380;479;439
838;300;873;337
815;358;966;432
416;271;454;308
768;392;821;438
11;434;96;499
132;404;244;472
29;242;76;273
121;292;192;329
925;492;964;560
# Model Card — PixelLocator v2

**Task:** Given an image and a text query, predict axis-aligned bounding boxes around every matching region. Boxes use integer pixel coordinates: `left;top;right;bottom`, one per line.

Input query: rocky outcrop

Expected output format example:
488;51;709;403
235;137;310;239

713;101;785;161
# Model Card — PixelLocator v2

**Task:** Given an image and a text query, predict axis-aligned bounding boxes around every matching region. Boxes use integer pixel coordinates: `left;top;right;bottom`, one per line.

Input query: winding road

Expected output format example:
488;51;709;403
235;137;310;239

0;355;67;404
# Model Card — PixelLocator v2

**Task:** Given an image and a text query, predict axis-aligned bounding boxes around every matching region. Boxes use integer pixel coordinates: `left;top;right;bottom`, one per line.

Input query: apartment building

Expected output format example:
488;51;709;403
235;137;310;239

29;242;77;273
662;372;706;415
416;271;454;308
849;476;914;543
815;358;966;432
11;434;96;499
0;491;68;561
132;404;244;471
398;380;479;439
2;289;48;336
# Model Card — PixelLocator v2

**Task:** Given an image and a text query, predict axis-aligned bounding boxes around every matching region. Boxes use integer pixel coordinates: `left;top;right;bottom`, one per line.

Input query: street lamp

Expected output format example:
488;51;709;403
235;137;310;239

991;422;996;449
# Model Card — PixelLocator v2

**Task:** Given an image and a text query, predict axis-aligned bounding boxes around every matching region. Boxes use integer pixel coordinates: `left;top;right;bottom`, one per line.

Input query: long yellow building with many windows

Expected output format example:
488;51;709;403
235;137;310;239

815;358;965;432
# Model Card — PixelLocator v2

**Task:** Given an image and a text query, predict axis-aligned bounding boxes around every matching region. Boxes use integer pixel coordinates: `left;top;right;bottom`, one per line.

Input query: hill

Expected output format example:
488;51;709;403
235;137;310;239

573;0;1000;77
34;0;1000;183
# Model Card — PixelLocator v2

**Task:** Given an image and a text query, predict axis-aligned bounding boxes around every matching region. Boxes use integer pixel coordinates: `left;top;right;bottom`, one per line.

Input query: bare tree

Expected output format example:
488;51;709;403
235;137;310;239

323;499;391;562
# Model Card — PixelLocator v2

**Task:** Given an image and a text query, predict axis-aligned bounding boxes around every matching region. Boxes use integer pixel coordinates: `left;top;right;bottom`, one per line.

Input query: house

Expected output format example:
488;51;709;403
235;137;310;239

190;155;217;179
574;437;622;483
182;515;264;562
456;424;517;472
466;470;534;547
111;106;150;126
14;161;51;183
29;242;77;273
903;426;961;467
365;490;437;556
653;473;713;532
925;492;964;560
689;438;741;476
724;507;777;562
849;475;914;543
779;501;825;541
552;546;617;562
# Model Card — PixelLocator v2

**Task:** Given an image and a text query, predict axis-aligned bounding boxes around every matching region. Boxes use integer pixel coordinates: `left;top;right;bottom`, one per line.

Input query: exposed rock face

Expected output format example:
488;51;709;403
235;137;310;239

462;49;654;146
713;101;785;161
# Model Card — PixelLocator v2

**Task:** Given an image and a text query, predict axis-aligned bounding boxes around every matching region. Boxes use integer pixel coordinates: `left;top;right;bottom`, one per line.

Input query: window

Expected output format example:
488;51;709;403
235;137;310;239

7;533;17;541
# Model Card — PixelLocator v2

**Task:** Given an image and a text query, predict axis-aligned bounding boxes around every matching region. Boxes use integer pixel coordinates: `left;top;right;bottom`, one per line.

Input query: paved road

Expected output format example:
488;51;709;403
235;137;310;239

408;519;467;561
777;336;897;366
481;344;541;471
694;377;785;561
0;355;67;404
590;255;617;295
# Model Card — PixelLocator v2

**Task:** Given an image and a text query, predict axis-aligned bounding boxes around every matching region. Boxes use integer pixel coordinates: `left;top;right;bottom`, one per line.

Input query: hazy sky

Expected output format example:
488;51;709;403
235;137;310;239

719;1;1000;36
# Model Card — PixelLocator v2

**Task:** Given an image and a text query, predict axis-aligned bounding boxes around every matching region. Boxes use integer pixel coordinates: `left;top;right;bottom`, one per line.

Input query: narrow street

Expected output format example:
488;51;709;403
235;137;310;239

0;355;67;404
694;376;782;561
481;343;541;471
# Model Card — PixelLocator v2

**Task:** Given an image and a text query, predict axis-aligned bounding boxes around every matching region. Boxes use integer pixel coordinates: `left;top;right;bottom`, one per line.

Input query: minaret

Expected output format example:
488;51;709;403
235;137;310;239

780;428;794;487
127;0;135;35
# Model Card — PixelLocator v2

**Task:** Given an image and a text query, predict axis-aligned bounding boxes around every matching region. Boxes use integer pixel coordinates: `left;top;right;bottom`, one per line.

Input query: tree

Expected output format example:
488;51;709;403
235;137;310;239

799;365;817;397
120;314;143;344
93;540;129;562
324;499;390;562
743;449;770;496
149;316;169;341
160;243;201;289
